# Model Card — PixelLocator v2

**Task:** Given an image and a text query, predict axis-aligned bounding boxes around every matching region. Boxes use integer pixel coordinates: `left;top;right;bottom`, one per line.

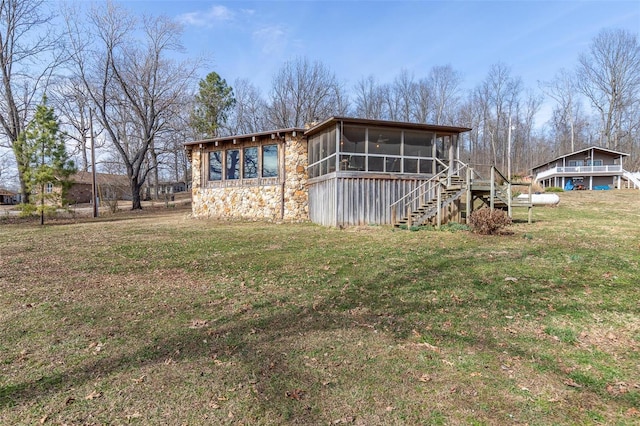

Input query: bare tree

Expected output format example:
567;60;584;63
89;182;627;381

412;78;433;124
429;65;463;125
353;75;387;120
0;0;63;203
391;69;416;122
540;68;581;153
65;1;199;209
268;57;345;128
477;63;523;169
49;77;104;172
223;78;269;135
576;28;640;150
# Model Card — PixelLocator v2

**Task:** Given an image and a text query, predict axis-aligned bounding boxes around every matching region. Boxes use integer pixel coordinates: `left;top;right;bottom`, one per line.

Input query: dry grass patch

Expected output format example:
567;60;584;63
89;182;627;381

1;191;639;424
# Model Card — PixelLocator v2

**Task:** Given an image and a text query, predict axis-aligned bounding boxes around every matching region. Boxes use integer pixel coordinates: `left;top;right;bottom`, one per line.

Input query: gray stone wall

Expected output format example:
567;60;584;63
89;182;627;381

191;133;308;221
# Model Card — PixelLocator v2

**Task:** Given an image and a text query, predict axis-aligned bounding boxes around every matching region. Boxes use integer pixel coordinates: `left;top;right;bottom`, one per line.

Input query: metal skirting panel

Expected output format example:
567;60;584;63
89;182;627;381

308;176;429;227
308;177;338;226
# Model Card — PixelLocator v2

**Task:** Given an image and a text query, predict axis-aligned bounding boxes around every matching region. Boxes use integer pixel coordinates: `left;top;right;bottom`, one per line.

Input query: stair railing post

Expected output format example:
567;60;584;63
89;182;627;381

490;167;495;210
528;182;533;224
466;166;472;223
507;179;512;218
437;181;442;228
406;206;412;230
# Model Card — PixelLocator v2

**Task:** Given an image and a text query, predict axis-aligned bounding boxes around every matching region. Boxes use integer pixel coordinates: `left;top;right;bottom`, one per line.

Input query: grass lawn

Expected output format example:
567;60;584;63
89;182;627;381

1;191;639;425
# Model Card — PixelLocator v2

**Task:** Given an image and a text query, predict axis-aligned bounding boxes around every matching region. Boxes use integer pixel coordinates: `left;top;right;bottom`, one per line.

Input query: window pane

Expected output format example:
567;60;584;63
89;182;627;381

244;147;258;178
368;156;384;172
386;157;401;172
419;159;433;174
319;158;328;176
209;151;222;181
341;154;365;171
309;135;321;164
341;126;366;153
368;128;401;156
308;164;318;178
327;129;336;156
404;158;418;173
404;131;433;157
226;149;240;180
262;144;278;177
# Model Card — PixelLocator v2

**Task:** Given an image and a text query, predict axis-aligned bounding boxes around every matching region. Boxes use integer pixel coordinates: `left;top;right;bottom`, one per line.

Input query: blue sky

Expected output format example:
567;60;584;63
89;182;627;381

119;0;640;102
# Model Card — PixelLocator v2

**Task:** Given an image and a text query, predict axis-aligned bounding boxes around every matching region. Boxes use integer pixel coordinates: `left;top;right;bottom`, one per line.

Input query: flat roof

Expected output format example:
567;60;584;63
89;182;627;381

184;127;305;147
304;117;472;136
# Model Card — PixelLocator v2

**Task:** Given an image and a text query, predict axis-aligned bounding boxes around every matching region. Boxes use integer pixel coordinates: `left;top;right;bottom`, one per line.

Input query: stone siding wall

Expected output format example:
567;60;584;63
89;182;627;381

191;133;308;221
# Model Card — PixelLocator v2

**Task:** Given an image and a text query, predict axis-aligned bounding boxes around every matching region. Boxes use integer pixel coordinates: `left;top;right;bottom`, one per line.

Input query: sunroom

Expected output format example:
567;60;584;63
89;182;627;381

304;117;471;226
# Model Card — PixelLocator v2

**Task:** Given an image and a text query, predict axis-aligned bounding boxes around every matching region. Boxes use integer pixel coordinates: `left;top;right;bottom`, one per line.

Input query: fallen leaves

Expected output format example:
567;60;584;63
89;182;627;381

563;378;582;388
285;388;306;400
189;319;209;329
418;373;432;383
626;407;640;417
332;416;355;424
132;375;146;384
605;381;632;395
85;390;103;400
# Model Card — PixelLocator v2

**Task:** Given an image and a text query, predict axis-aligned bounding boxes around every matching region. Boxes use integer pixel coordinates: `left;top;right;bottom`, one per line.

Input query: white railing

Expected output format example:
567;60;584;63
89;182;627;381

535;165;623;181
623;171;640;189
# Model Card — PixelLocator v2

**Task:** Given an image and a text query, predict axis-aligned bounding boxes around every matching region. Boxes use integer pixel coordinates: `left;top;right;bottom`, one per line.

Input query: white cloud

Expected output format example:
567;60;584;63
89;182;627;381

252;25;288;55
177;5;234;28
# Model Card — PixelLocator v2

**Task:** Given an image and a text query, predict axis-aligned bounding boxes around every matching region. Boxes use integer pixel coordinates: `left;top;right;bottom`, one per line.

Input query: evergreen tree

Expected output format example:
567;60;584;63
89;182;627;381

191;72;236;138
16;96;76;224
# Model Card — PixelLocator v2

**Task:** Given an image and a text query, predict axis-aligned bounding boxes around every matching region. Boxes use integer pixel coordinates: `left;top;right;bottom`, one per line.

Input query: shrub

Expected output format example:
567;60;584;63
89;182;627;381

545;186;564;193
17;203;36;217
468;208;512;235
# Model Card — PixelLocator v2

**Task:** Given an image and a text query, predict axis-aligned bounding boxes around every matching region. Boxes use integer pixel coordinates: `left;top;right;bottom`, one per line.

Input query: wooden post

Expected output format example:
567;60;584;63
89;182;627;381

406;206;412;230
490;168;495;210
507;180;512;218
466;167;472;223
528;182;533;224
436;183;442;228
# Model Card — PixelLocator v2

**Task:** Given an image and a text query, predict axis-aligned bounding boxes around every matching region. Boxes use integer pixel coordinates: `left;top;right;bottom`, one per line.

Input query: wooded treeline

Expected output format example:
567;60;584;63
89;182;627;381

1;0;639;208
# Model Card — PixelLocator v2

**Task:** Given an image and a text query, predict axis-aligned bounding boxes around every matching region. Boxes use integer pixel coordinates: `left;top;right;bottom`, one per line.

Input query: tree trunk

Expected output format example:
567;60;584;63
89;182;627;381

130;178;143;210
19;175;30;205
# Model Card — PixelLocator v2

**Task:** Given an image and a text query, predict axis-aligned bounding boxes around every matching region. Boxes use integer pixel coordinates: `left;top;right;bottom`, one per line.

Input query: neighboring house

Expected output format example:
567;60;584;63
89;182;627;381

532;146;640;190
185;117;472;227
67;171;131;204
0;188;17;205
144;181;189;200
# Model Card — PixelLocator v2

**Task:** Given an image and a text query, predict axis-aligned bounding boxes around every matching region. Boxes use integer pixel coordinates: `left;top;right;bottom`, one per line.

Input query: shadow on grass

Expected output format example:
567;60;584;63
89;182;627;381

1;252;637;423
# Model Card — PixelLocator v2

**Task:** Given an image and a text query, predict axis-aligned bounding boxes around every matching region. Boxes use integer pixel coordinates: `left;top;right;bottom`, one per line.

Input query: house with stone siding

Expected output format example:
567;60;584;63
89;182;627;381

185;127;309;221
185;117;472;227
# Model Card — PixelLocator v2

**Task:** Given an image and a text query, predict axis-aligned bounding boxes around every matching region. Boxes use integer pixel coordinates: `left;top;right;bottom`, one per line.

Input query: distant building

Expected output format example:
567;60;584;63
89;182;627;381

67;171;131;204
0;188;18;205
532;147;640;190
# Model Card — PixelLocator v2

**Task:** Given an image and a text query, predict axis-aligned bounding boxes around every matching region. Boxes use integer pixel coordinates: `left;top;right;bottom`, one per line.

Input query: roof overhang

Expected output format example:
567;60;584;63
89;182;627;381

304;116;472;137
184;127;306;148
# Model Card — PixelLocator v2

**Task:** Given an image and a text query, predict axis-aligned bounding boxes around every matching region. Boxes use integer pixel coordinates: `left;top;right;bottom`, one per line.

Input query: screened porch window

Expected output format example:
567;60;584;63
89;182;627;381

307;124;444;178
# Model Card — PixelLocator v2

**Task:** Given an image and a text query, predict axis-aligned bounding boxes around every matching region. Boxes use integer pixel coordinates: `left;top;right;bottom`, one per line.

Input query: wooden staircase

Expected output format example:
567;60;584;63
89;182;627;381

394;175;465;228
391;164;533;228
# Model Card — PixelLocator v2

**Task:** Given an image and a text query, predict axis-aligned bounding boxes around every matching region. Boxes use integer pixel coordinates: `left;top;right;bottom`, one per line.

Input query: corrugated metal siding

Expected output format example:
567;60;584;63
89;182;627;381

308;174;432;227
